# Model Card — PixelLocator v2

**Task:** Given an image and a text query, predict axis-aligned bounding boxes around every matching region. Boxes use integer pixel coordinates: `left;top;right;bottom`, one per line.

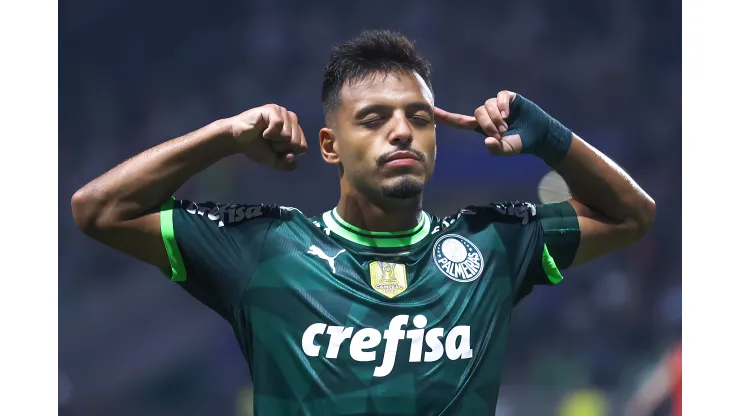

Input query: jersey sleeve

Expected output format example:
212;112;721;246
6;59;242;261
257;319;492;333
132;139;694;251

476;200;581;304
159;197;282;319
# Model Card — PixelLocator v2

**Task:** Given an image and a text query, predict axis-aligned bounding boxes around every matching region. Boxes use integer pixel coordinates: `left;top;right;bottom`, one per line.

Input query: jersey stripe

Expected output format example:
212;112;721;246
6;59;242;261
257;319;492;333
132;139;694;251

160;197;187;281
541;243;563;284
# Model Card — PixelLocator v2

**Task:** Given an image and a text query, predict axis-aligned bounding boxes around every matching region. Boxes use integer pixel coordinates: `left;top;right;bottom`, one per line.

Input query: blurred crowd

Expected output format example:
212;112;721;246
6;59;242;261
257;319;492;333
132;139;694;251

59;0;680;414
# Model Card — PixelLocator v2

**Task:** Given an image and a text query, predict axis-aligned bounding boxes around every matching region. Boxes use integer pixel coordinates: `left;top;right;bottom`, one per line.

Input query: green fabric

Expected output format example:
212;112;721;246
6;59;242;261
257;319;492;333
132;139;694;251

322;209;431;248
159;197;187;281
542;244;563;284
158;199;582;415
538;201;581;269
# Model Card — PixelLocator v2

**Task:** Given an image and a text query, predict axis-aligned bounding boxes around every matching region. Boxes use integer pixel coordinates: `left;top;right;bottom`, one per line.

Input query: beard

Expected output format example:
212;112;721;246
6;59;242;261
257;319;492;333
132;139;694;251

380;176;424;199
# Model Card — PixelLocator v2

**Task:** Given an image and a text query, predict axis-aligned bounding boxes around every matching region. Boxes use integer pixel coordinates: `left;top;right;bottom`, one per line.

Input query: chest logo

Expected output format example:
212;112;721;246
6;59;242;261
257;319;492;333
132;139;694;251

307;245;346;274
433;234;484;283
369;261;408;298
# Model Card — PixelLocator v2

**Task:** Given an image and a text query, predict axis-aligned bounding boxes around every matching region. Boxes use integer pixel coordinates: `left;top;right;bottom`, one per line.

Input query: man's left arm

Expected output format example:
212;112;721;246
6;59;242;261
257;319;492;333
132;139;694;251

552;135;655;266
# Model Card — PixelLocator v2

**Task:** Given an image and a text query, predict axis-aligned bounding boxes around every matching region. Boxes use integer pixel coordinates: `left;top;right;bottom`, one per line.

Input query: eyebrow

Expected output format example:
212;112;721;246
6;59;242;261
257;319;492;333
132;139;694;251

354;102;434;120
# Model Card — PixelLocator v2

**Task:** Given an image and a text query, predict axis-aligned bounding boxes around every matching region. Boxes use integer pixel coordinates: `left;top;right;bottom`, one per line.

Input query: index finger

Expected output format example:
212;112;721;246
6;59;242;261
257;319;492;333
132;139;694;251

434;107;478;130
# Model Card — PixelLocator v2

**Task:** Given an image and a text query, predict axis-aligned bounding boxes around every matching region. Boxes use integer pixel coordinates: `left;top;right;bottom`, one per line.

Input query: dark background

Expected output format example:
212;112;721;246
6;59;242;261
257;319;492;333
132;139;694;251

59;0;681;414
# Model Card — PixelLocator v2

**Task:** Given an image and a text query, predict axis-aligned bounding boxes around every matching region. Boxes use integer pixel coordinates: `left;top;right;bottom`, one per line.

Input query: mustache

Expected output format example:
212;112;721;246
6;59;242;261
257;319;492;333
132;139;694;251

376;147;426;166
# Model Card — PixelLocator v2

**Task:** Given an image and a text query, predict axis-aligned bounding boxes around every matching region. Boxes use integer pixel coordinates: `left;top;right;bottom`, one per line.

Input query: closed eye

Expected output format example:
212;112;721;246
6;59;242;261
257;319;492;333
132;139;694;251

411;116;431;125
361;118;385;128
361;115;431;129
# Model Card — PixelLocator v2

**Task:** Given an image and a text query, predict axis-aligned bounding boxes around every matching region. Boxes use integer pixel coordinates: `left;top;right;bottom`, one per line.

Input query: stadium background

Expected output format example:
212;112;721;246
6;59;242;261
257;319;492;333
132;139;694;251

58;0;681;414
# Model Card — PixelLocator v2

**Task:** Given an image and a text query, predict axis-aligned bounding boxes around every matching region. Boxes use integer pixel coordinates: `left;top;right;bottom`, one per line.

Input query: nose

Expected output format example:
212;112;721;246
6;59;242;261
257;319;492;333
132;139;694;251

387;113;413;146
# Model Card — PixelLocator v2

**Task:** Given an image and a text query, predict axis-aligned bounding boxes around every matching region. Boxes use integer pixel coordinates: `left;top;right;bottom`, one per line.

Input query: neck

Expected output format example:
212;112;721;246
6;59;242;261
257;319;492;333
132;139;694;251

336;187;423;233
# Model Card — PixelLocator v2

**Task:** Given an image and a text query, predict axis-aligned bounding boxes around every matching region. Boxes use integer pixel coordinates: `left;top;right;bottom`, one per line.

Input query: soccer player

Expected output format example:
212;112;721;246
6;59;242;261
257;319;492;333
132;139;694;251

71;30;655;415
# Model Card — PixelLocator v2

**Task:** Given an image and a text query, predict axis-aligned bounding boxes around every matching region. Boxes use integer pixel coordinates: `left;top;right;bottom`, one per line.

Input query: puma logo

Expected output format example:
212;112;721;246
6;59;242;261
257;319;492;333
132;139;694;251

307;245;346;274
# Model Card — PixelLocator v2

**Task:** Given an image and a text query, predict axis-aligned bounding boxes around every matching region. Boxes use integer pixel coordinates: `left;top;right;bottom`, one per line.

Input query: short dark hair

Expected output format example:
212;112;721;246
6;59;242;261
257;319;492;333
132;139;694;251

321;30;433;122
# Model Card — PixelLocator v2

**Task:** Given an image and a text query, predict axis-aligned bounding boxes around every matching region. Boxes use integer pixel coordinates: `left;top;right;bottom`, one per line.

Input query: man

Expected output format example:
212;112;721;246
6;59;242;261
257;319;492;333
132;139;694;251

72;30;655;415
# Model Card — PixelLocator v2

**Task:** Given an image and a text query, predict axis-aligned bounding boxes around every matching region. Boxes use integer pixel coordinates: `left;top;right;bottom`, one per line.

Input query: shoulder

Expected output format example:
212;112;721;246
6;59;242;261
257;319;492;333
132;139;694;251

444;201;539;228
170;199;283;228
434;202;543;257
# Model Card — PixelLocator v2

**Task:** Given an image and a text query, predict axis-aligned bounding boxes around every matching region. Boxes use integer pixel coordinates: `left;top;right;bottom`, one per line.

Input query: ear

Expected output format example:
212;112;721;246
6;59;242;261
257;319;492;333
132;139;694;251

320;127;341;165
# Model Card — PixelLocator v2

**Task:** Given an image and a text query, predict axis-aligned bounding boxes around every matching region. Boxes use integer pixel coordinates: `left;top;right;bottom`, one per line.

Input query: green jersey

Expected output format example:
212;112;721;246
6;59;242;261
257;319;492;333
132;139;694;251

159;197;580;415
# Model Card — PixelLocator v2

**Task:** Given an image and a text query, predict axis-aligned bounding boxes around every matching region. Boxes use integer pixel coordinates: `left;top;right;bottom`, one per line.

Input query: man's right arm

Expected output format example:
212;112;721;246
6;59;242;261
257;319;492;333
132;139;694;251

71;104;307;270
71;119;239;269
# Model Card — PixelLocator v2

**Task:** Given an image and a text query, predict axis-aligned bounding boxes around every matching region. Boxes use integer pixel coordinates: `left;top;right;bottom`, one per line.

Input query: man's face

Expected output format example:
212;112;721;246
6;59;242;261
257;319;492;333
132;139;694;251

321;71;436;200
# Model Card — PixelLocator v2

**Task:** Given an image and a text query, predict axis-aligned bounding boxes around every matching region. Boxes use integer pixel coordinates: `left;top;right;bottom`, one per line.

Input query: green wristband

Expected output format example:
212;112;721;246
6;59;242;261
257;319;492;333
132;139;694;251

540;116;573;167
502;95;573;167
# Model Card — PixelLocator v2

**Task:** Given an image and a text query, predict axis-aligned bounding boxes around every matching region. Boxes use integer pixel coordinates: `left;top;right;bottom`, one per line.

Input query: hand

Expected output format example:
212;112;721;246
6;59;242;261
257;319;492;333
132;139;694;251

434;90;572;165
228;104;308;171
434;90;521;156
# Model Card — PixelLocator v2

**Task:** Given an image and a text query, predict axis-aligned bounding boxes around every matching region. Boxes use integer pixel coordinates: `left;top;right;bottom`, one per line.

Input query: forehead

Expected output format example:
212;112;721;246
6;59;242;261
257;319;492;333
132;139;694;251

339;71;434;111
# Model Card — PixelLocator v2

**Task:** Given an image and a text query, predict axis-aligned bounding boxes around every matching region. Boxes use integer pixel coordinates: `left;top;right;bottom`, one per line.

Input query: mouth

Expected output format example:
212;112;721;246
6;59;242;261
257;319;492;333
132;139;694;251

383;151;421;167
